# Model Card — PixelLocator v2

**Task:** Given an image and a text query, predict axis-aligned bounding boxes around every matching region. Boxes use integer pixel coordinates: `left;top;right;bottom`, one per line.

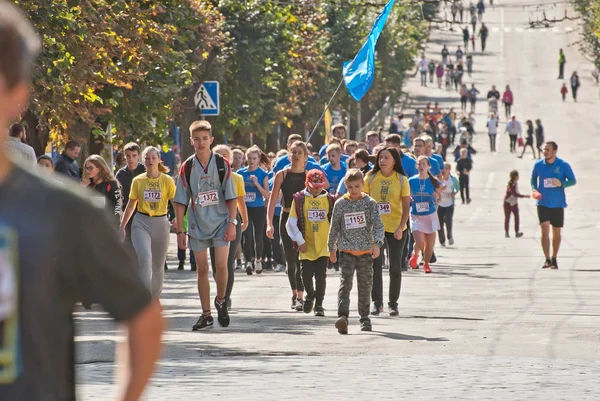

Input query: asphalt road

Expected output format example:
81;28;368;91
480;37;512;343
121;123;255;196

76;1;600;399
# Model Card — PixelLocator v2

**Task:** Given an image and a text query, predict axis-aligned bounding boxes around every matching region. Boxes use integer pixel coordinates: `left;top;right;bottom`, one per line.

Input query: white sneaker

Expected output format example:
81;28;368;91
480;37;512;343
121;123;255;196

275;264;286;272
449;238;455;246
255;261;263;274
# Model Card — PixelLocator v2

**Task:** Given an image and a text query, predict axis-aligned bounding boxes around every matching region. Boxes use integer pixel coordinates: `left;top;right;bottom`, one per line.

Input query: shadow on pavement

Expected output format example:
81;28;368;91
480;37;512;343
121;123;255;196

404;315;484;321
372;331;449;342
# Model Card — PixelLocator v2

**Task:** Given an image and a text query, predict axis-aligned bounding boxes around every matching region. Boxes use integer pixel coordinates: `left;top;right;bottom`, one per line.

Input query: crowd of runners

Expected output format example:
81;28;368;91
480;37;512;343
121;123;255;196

0;2;583;400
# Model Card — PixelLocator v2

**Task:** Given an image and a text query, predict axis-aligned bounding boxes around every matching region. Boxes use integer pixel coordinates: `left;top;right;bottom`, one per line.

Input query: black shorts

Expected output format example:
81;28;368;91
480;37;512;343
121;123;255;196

537;206;564;228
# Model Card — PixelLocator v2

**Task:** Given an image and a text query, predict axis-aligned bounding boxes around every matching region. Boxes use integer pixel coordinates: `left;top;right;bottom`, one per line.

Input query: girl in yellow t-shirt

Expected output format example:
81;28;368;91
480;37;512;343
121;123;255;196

363;147;411;317
120;146;176;298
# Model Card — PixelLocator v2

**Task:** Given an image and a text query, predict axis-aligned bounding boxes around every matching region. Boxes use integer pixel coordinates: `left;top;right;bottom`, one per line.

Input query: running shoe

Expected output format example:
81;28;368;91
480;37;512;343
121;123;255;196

291;295;298;310
245;262;253;276
467;198;472;204
409;253;419;269
236;259;242;270
423;263;432;274
440;241;446;247
335;316;349;334
303;296;314;314
449;238;454;246
505;232;510;238
295;297;304;312
430;252;437;264
360;318;372;332
275;264;286;272
370;302;383;316
551;258;559;269
214;297;230;327
255;261;263;275
192;315;214;331
388;303;399;316
178;262;184;270
542;258;552;269
314;306;325;317
516;232;524;238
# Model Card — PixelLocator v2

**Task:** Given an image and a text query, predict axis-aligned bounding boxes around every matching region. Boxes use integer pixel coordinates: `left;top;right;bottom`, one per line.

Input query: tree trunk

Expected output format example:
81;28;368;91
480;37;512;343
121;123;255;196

22;109;47;157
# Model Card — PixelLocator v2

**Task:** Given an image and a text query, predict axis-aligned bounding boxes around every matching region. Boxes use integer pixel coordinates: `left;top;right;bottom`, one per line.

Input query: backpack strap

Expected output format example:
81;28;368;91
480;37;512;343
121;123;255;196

214;152;227;185
326;193;336;222
179;155;195;211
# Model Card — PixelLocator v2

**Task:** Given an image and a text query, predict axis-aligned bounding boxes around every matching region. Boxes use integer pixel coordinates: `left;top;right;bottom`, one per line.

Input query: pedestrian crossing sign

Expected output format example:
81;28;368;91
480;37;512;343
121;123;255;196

195;81;220;116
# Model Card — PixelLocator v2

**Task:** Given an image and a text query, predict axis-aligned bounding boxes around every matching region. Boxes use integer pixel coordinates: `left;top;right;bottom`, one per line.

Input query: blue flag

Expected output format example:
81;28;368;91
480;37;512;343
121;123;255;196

343;0;396;102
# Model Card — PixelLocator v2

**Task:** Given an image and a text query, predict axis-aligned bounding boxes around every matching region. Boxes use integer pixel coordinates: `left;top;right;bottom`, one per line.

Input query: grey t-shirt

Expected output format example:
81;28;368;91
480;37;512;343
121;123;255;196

174;153;236;241
0;166;152;400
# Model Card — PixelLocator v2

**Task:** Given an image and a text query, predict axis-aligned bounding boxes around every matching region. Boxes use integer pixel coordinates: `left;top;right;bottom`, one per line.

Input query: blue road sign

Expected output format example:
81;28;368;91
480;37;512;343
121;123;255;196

194;81;220;116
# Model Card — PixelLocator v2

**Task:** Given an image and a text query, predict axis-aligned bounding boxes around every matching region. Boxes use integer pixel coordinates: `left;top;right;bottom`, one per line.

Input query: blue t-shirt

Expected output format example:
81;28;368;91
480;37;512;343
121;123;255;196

336;180;347;196
237;167;269;208
431;154;444;171
272;154;320;173
401;155;418;177
160;150;176;176
531;157;576;209
268;175;282;217
428;156;442;176
322;162;347;195
409;176;438;216
319;144;328;158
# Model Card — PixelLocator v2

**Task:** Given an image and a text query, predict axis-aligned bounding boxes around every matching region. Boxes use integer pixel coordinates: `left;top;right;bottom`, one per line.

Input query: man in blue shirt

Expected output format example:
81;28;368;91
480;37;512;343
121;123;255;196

530;141;576;269
385;134;418;177
273;134;321;173
318;124;347;158
321;144;347;195
413;137;441;177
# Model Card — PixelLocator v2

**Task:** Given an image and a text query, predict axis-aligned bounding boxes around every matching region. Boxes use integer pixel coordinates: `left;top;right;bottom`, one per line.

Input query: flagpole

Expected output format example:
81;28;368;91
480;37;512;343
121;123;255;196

306;75;346;144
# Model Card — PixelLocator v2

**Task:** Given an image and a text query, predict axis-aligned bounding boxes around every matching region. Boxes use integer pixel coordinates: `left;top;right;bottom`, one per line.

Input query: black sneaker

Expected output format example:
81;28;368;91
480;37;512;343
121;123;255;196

516;232;524;238
551;257;559;270
192;314;214;331
542;258;552;269
430;252;437;264
314;306;325;317
370;302;382;316
335;316;349;334
303;296;314;314
178;262;184;270
245;263;253;275
295;297;304;312
214;297;230;327
236;260;242;270
291;295;297;310
505;232;510;238
388;303;399;317
360;318;372;332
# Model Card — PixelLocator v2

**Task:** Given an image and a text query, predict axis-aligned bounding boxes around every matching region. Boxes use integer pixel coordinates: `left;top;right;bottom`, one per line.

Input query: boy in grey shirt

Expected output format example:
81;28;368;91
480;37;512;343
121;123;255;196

328;169;384;333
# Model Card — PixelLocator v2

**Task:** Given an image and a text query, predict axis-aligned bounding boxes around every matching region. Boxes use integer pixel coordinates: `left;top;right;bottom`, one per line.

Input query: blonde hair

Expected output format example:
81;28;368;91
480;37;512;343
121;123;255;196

142;146;169;174
213;144;232;161
189;120;212;136
344;168;364;183
289;141;309;166
326;143;342;154
84;155;117;184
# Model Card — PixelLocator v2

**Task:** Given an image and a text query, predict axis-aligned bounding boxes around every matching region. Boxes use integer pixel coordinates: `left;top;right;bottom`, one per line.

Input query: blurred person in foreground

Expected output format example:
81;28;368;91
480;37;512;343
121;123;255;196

0;2;164;400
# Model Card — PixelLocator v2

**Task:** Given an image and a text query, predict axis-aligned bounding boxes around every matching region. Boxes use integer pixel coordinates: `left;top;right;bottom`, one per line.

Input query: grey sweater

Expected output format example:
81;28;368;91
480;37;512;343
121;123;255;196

328;194;384;252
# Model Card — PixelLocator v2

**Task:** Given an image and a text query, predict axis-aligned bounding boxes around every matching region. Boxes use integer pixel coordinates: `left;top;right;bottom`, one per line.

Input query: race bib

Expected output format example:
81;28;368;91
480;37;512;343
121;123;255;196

244;192;256;203
543;178;555;188
144;189;162;203
92;196;106;208
416;202;430;213
377;202;391;215
275;197;282;208
197;190;219;207
344;212;366;230
442;191;452;198
308;209;327;223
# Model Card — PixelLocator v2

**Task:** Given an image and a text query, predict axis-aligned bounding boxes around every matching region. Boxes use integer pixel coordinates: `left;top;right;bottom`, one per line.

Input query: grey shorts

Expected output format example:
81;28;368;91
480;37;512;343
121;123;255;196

189;225;229;252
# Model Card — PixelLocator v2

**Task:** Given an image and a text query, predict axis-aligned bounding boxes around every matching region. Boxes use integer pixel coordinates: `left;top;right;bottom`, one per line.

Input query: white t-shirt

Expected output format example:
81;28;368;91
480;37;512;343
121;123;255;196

419;59;428;72
487;118;498;134
439;177;455;208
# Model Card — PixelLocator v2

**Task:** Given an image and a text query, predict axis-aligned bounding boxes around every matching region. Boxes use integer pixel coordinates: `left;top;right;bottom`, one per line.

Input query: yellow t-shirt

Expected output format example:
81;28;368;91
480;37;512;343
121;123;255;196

130;173;176;216
363;171;410;233
289;193;331;261
232;172;245;198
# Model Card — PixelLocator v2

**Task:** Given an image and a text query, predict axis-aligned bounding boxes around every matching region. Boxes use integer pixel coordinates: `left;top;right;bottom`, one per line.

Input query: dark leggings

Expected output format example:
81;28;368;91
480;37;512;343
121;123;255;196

437;205;455;243
210;218;242;302
504;102;512;119
243;206;266;261
459;174;470;202
280;212;304;292
301;257;328;306
509;134;517;152
503;202;520;233
372;231;407;308
488;134;497;152
271;214;285;265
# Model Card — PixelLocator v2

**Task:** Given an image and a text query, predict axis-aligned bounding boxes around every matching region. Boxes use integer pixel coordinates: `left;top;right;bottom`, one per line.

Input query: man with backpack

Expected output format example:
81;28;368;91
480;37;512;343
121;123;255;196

174;120;238;331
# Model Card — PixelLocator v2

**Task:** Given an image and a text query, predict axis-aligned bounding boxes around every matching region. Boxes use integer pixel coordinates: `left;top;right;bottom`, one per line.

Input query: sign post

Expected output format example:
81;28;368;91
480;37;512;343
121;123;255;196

194;81;220;116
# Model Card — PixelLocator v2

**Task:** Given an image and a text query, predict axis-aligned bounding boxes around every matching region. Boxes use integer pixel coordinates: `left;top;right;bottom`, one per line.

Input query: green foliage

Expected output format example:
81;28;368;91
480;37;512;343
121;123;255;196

574;0;600;58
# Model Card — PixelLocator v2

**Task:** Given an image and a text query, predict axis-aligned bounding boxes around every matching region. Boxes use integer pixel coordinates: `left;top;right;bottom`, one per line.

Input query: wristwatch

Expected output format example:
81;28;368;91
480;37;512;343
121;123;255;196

375;240;384;248
228;218;238;225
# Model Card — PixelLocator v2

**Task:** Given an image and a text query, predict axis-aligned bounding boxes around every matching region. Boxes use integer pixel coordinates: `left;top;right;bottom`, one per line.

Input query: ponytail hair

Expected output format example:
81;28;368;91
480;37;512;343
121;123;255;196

246;145;271;170
508;169;519;187
142;146;170;174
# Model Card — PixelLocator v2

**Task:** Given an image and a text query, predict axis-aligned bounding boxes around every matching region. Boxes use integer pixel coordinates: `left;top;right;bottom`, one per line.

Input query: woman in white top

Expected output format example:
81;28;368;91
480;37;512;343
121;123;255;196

437;163;460;246
486;112;499;152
